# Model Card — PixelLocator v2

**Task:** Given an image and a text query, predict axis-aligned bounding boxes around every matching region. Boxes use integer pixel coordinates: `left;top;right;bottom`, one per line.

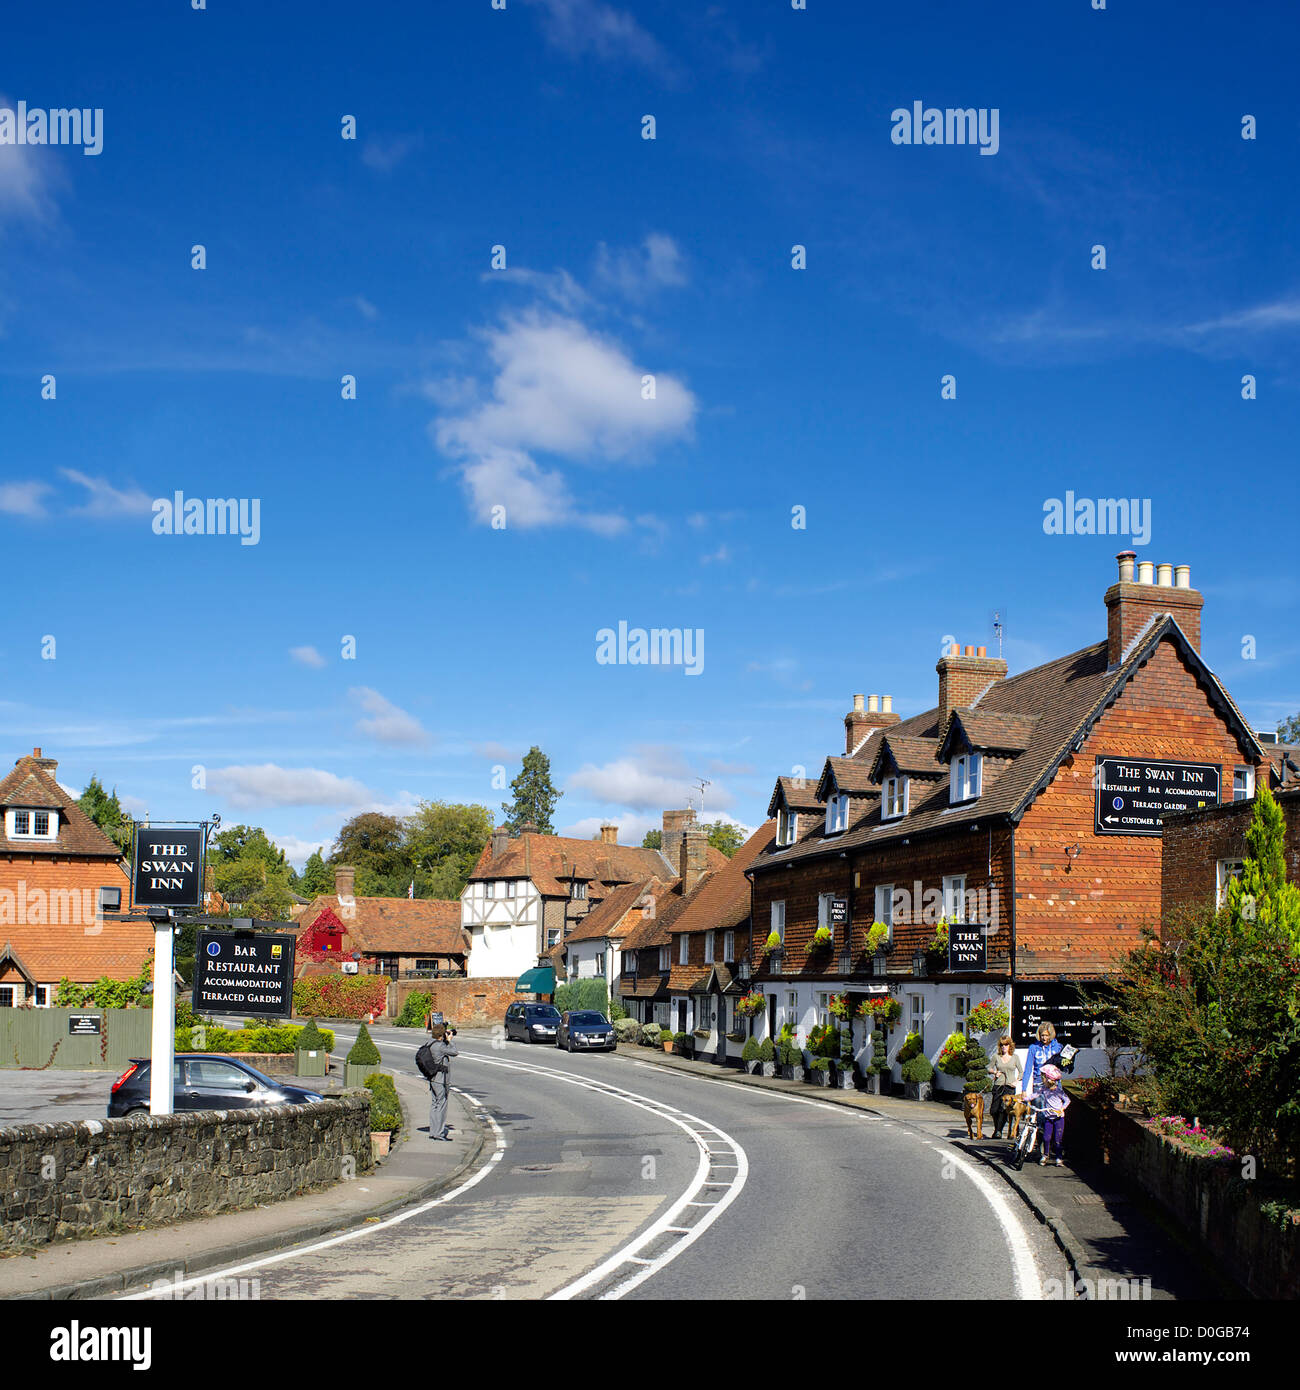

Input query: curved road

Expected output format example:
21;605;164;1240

126;1025;1056;1301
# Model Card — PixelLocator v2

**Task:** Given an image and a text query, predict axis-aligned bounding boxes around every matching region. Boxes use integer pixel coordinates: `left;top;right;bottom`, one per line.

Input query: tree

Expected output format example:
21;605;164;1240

641;828;662;849
299;850;333;897
403;800;494;900
212;825;287;871
330;812;408;880
702;819;745;857
207;824;295;921
76;776;132;855
501;747;562;835
1278;711;1300;744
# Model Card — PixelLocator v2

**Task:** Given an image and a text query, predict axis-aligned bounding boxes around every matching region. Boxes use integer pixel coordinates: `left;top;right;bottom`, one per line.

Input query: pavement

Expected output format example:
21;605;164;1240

0;1069;118;1128
0;1058;486;1300
622;1044;1240;1300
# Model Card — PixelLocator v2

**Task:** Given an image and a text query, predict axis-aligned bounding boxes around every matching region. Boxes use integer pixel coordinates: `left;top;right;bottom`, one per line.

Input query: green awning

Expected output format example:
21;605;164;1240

516;967;556;995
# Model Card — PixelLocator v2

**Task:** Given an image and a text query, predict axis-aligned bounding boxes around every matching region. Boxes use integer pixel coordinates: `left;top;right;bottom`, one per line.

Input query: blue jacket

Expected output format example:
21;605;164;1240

1022;1039;1062;1095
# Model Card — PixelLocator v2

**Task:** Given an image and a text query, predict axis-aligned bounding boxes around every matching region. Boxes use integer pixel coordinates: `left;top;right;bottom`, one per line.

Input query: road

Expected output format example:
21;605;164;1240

123;1023;1057;1300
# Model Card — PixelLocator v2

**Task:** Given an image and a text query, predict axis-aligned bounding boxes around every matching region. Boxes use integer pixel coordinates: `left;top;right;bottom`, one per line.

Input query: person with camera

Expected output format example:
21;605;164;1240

418;1022;459;1142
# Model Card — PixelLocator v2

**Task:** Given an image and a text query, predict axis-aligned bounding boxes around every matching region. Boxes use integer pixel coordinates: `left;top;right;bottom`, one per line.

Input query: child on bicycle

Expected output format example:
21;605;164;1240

1037;1063;1070;1166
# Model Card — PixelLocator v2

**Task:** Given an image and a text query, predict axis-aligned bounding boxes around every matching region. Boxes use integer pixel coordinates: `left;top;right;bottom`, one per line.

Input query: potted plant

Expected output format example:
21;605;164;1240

963;1035;992;1108
838;1023;857;1089
741;1036;760;1073
758;1038;777;1077
295;1017;330;1078
865;921;890;956
364;1071;403;1158
673;1031;693;1057
967;997;1011;1034
900;1052;934;1102
804;926;833;956
865;1026;890;1094
663;1028;676;1053
808;1056;832;1086
345;1021;381;1088
936;1031;969;1089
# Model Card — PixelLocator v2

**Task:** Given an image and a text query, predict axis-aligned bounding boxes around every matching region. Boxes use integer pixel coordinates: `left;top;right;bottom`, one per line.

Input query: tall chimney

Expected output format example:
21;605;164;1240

844;691;901;754
600;824;618;845
491;826;508;859
661;808;696;870
1105;550;1202;665
679;822;708;896
937;644;1008;730
334;865;356;900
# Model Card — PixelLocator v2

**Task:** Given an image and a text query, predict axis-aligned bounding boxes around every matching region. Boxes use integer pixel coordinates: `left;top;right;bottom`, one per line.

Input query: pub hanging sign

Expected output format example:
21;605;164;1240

131;825;204;909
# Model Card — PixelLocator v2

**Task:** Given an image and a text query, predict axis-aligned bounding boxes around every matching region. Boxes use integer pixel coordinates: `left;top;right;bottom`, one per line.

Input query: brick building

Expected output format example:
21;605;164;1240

0;749;147;1006
747;554;1266;1086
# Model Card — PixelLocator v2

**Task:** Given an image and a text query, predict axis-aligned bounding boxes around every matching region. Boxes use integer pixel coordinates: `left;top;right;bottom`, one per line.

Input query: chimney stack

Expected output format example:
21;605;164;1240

491;826;508;859
600;824;618;845
937;643;1008;730
679;822;708;897
1105;550;1202;665
844;691;901;754
661;808;696;870
334;865;356;900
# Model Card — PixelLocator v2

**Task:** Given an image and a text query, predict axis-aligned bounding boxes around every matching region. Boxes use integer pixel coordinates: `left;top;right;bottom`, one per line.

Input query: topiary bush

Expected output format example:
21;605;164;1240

395;991;432;1028
742;1037;759;1063
962;1036;991;1094
364;1072;403;1134
900;1054;934;1084
758;1038;775;1064
347;1021;382;1066
869;1027;889;1074
296;1017;329;1054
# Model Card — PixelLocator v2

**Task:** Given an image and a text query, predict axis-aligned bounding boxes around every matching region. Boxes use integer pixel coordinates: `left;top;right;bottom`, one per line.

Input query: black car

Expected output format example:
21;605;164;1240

505;1001;562;1043
108;1054;324;1118
557;1010;617;1052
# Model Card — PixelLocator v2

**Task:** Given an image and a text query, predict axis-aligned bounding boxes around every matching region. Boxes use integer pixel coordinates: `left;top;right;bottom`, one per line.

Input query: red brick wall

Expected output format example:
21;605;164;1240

1161;788;1300;919
1015;638;1259;977
389;975;527;1025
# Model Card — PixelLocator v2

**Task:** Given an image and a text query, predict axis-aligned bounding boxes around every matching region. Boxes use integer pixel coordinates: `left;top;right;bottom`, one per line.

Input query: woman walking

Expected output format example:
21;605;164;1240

987;1036;1023;1139
1021;1021;1063;1102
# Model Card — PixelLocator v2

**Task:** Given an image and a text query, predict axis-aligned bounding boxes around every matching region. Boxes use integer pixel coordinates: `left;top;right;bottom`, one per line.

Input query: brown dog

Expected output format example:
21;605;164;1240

1006;1094;1030;1141
963;1090;985;1140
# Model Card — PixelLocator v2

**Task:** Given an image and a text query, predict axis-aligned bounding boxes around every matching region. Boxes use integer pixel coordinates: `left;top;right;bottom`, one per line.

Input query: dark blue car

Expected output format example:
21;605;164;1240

108;1054;324;1117
556;1010;617;1052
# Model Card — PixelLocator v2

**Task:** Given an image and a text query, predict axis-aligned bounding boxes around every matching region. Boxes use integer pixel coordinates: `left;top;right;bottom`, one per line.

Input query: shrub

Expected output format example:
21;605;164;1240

673;1032;690;1048
347;1022;382;1067
395;991;431;1028
614;1017;640;1042
758;1039;775;1064
554;980;609;1014
808;1023;839;1059
640;1023;661;1046
840;1026;855;1063
742;1037;759;1063
296;1018;329;1053
900;1054;934;1084
962;1036;991;1094
364;1072;403;1134
896;1031;923;1064
293;974;389;1020
869;1027;890;1074
809;1057;831;1072
178;1022;334;1055
865;921;890;954
609;998;628;1021
936;1032;968;1077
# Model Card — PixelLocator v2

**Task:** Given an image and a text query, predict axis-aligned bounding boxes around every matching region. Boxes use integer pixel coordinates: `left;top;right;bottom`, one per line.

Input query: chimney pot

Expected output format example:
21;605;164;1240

963;644;975;657
866;694;878;713
33;747;41;758
1175;564;1191;589
491;826;508;859
1106;556;1202;664
1137;561;1154;584
1157;563;1173;588
1116;550;1136;582
949;642;960;657
600;824;618;844
882;695;892;713
854;694;865;712
976;645;987;658
334;864;356;900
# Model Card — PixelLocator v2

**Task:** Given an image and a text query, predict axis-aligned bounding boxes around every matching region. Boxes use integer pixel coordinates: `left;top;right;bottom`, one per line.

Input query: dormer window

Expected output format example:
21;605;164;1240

7;808;57;840
570;880;588;901
950;753;983;803
825;793;849;835
777;807;798;846
883;777;909;820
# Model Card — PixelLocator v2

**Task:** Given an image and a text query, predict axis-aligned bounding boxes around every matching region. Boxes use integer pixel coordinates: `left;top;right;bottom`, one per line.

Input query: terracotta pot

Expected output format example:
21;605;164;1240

370;1130;391;1159
663;1039;674;1052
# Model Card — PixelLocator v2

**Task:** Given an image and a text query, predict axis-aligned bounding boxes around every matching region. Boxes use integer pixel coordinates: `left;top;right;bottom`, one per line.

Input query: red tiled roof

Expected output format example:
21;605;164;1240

295;895;466;956
563;879;660;944
469;831;674;899
671;821;775;935
0;755;125;859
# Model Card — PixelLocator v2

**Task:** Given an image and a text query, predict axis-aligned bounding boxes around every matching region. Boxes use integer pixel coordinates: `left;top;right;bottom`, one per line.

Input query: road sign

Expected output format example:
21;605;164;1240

68;1014;101;1035
947;924;987;972
132;825;204;908
192;929;297;1019
1093;757;1220;836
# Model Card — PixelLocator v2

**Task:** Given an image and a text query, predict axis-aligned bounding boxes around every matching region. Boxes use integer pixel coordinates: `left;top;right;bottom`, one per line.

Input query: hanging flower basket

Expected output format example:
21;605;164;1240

967;997;1010;1033
804;926;834;955
858;995;901;1025
736;991;766;1018
828;992;852;1020
865;922;890;955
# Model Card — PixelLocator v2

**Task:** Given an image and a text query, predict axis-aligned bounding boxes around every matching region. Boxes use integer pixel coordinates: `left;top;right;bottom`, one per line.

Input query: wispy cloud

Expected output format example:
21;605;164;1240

59;469;153;518
0;480;52;517
361;133;422;173
350;687;431;747
208;763;377;810
290;646;327;669
521;0;676;78
594;234;687;301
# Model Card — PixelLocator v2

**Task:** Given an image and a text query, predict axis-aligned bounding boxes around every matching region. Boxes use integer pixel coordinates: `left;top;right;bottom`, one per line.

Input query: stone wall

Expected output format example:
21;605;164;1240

0;1095;373;1253
390;975;527;1026
1107;1108;1298;1300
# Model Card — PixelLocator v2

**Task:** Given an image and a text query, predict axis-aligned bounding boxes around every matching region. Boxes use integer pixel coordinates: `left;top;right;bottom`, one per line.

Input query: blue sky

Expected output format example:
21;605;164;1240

2;0;1297;864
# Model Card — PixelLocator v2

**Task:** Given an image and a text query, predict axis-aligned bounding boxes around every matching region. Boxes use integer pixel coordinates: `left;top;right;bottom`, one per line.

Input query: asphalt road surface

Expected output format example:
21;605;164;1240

123;1023;1058;1301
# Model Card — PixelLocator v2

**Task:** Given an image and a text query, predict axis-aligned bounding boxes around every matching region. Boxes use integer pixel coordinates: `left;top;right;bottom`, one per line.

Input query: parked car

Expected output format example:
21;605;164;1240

504;1001;562;1043
108;1054;324;1118
557;1010;617;1052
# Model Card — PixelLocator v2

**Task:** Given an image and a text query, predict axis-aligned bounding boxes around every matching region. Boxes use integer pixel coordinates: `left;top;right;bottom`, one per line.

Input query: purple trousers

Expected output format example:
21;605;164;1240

1042;1114;1065;1157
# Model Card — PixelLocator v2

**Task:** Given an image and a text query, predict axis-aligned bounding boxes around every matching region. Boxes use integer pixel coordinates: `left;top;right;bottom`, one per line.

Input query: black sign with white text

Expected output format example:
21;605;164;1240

947;924;987;972
829;898;849;925
131;826;204;908
192;930;296;1019
1013;981;1122;1047
67;1014;101;1035
1093;757;1220;836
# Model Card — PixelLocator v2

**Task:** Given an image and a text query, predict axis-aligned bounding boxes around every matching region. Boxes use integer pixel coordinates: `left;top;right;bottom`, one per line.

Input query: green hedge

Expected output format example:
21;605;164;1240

553;980;609;1014
395;991;432;1028
175;1022;335;1055
364;1072;403;1133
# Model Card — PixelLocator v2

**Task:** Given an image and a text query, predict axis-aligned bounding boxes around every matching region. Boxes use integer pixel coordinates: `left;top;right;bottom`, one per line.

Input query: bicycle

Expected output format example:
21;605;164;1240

1008;1090;1047;1171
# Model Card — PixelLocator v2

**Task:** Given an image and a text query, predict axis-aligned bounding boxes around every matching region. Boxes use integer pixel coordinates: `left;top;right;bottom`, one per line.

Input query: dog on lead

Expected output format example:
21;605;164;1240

963;1090;985;1140
1006;1094;1031;1141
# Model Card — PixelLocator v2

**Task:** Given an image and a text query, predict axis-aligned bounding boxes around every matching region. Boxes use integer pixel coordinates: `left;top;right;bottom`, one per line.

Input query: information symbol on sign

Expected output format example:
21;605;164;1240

1112;797;1122;810
207;941;221;956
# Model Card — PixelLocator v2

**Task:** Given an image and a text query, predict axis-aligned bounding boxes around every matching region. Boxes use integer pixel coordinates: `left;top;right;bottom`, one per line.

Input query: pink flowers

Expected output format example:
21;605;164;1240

1147;1114;1234;1160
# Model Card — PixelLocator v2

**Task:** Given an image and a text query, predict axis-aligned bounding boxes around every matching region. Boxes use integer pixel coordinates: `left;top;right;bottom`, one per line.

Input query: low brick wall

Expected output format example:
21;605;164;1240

1107;1109;1299;1299
390;975;526;1026
0;1095;373;1253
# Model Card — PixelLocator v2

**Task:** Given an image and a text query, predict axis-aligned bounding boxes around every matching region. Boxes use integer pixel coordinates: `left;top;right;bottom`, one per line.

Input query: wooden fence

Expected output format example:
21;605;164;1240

0;1008;154;1070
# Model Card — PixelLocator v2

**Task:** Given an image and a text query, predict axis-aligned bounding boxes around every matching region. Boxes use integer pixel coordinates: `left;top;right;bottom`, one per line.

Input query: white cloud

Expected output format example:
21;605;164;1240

433;310;696;532
567;745;733;813
561;813;660;846
0;94;59;226
361;133;422;172
290;645;327;668
352;295;379;321
1184;297;1300;335
350;687;431;747
521;0;674;74
59;469;153;518
594;234;688;300
0;480;51;517
208;764;377;810
475;741;520;761
273;834;329;870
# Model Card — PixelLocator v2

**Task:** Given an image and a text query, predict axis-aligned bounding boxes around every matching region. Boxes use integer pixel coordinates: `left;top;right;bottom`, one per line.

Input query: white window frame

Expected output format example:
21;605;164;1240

659;945;670;971
1216;858;1244;909
785;990;797;1029
777;808;797;846
570;880;587;901
723;929;735;962
485;880;498;900
0;986;16;1008
34;985;50;1008
874;884;894;934
909;993;925;1047
1233;767;1255;802
679;934;688;966
505;879;517;899
883;777;909;820
950;752;982;803
816;991;831;1028
704;930;715;964
817;893;837;944
953;994;970;1036
771;901;786;942
825;792;849;835
943;875;967;923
